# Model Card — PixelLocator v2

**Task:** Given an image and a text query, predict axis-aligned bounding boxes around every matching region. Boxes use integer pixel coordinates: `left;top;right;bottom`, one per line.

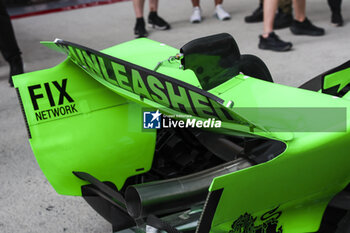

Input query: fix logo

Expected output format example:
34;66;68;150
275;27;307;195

27;79;78;121
28;78;73;110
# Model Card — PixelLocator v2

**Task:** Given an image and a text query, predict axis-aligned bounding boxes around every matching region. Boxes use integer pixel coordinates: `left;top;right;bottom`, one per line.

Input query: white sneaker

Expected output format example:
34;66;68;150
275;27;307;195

190;7;202;23
215;4;231;21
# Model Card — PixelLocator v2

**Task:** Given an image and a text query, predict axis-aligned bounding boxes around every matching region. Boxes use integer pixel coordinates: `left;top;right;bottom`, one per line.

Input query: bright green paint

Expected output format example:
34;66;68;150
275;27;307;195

132;69;152;100
14;59;156;196
14;38;350;233
147;75;170;107
324;67;350;93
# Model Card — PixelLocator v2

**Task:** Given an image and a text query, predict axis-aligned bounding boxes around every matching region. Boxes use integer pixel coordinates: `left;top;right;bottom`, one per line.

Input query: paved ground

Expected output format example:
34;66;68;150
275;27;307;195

0;0;350;232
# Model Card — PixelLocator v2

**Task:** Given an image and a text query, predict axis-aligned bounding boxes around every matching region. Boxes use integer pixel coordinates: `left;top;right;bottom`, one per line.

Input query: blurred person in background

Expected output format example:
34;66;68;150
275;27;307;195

133;0;170;38
247;0;343;28
258;0;324;52
190;0;230;23
0;0;23;87
328;0;343;26
245;0;293;29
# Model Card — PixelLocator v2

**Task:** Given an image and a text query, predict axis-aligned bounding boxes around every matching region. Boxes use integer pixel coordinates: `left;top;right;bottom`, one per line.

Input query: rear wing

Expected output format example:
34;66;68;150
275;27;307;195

41;39;270;136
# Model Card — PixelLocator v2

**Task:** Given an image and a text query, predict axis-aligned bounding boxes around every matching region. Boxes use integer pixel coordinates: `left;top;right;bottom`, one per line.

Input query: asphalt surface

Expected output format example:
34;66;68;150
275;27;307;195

0;0;350;232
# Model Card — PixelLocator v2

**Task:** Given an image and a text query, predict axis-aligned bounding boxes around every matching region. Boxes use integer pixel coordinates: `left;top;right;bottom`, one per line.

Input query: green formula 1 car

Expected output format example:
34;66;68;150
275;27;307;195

13;33;350;233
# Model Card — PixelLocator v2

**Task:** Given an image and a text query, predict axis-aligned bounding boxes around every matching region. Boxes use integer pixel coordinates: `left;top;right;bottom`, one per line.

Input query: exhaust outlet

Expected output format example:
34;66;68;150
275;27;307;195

125;158;251;218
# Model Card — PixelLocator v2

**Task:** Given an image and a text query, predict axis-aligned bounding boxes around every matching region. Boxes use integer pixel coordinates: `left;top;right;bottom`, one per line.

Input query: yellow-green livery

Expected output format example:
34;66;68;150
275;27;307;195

14;34;350;233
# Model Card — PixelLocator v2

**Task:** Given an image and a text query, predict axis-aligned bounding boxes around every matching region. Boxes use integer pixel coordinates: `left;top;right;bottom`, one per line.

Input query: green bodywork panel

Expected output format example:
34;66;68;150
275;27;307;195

323;67;350;93
14;59;156;195
207;68;350;232
13;38;350;233
209;129;350;232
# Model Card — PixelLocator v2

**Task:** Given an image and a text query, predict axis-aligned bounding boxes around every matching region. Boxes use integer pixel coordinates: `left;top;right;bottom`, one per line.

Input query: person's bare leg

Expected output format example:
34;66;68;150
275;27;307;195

290;0;324;36
191;0;200;7
293;0;306;22
149;0;158;12
214;0;223;6
133;0;145;18
133;0;148;38
190;0;201;23
214;0;230;20
259;0;292;51
148;0;171;30
263;0;278;37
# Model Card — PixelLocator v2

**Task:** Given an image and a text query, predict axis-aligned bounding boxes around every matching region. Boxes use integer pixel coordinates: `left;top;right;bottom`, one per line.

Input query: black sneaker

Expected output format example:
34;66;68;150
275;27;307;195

134;17;148;38
148;12;170;30
274;9;293;30
9;55;24;87
290;18;325;36
259;32;293;52
331;13;343;27
244;4;263;23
